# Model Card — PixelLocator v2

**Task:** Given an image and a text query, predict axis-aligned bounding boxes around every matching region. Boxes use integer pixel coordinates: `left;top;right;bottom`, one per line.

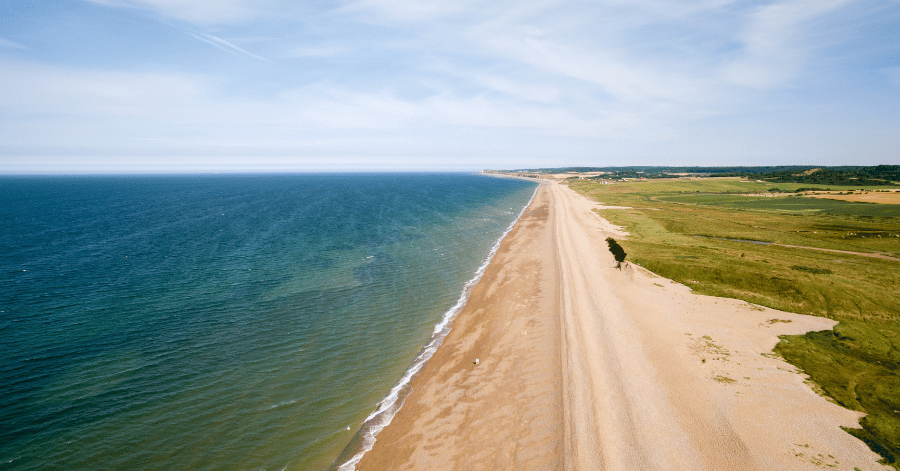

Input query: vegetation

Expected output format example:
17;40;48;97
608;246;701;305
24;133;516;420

759;165;900;186
500;164;900;186
506;165;821;179
791;265;833;275
606;237;627;269
567;176;900;469
661;194;900;218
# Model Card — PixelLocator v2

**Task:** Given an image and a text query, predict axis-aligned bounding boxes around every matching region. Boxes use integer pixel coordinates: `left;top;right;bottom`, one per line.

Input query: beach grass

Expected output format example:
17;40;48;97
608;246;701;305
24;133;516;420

569;177;900;469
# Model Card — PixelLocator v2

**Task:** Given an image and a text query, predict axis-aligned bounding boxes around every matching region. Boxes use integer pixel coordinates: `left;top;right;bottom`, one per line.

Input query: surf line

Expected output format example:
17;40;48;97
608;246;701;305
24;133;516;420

334;182;541;471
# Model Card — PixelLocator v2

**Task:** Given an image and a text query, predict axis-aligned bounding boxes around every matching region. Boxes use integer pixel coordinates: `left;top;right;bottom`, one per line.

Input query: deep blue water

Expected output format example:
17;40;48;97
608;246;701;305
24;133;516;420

0;174;537;470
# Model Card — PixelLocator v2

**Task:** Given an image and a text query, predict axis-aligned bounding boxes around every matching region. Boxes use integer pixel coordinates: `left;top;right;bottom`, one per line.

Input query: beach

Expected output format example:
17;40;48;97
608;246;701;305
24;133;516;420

357;181;889;470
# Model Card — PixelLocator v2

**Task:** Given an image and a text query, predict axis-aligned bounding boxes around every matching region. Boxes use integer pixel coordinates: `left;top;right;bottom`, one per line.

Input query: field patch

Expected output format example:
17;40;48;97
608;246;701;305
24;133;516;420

660;194;900;218
807;191;900;205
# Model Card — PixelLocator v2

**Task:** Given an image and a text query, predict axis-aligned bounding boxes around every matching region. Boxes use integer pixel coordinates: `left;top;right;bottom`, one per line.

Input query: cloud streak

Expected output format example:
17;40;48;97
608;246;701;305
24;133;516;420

189;32;275;63
83;0;257;24
722;0;853;88
0;37;28;49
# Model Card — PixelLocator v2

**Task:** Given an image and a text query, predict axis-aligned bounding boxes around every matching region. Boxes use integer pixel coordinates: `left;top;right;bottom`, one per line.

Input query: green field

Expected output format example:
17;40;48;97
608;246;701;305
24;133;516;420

661;194;900;218
569;177;900;469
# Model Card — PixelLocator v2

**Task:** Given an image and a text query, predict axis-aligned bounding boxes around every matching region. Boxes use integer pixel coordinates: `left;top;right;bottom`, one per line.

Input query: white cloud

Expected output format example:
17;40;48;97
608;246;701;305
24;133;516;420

189;32;274;63
477;33;712;106
0;37;28;49
287;44;349;58
4;0;897;171
0;59;618;151
0;61;208;118
326;0;744;134
722;0;851;88
84;0;259;24
3;1;751;163
337;0;483;22
474;75;562;104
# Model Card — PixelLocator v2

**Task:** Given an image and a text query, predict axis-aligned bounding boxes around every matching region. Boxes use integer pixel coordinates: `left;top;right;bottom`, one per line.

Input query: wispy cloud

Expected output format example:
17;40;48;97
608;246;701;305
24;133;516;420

189;32;275;63
83;0;258;24
474;74;563;104
722;0;852;88
0;60;208;118
337;0;482;22
0;37;28;49
286;44;348;59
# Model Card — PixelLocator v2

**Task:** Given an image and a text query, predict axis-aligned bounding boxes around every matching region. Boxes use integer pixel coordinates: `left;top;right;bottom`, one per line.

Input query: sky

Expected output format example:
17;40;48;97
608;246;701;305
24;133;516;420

0;0;898;173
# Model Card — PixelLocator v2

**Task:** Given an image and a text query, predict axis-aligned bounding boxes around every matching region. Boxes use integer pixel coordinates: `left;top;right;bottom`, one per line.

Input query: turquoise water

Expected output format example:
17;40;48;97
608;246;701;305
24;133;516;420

0;174;537;470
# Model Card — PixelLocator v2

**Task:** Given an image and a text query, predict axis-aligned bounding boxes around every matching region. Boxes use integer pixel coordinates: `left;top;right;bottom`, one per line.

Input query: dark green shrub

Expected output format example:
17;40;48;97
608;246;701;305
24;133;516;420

606;237;627;269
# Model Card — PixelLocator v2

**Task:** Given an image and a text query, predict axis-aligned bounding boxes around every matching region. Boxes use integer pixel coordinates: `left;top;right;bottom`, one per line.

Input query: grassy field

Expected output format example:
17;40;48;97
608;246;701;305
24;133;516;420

661;194;900;218
568;177;900;469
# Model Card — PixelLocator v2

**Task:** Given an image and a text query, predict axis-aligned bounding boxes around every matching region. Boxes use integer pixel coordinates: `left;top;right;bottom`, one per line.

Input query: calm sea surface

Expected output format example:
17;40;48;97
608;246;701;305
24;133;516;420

0;174;537;470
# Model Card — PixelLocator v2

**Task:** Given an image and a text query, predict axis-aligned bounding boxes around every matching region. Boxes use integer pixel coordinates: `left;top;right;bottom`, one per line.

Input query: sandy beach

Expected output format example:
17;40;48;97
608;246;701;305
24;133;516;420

357;181;889;470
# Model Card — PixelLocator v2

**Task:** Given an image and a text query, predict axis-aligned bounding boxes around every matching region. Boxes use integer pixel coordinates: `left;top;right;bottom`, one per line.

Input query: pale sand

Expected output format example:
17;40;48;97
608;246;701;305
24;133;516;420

356;181;889;470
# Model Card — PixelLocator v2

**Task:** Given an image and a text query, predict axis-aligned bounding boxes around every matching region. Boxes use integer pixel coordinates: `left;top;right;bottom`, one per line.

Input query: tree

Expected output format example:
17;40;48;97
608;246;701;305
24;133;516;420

606;237;627;269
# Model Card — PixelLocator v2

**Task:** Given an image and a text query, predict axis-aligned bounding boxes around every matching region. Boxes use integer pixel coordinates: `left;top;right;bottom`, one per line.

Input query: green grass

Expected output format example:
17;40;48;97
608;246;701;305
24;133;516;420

569;177;900;469
584;178;877;200
661;194;900;218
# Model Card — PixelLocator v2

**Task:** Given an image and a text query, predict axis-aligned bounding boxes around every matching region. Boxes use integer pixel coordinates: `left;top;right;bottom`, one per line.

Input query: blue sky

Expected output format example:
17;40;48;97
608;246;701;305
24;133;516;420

1;0;898;173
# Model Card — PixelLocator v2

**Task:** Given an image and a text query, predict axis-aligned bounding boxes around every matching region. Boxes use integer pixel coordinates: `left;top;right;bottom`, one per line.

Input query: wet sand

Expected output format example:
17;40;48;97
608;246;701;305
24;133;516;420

357;181;889;470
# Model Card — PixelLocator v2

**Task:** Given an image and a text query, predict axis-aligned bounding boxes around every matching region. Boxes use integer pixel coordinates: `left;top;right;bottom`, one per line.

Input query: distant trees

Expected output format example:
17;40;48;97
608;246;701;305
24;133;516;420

503;165;900;185
606;237;627;269
756;166;900;186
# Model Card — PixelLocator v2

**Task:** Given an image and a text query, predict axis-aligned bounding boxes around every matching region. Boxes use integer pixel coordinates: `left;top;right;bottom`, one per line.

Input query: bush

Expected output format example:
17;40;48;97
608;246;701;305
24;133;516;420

791;265;833;274
606;237;627;269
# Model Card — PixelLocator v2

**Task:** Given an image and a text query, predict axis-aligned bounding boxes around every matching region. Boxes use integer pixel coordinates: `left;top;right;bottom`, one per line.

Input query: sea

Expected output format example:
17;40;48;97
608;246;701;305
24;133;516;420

0;173;537;470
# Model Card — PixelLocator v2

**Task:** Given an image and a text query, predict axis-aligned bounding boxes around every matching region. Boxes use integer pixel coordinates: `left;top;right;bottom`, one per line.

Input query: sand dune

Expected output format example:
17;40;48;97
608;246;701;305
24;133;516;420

356;181;889;470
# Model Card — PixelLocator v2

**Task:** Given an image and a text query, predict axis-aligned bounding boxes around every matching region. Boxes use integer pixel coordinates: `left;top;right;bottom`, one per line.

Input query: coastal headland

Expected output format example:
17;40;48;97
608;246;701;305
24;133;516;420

356;181;890;470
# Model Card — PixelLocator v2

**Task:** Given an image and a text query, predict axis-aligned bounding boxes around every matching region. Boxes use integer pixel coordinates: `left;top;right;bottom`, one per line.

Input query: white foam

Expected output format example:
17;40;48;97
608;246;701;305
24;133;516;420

264;398;299;410
336;183;539;471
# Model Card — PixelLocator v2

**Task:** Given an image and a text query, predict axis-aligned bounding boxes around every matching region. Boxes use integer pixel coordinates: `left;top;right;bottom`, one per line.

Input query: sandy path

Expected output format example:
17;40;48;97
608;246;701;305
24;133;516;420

355;181;889;470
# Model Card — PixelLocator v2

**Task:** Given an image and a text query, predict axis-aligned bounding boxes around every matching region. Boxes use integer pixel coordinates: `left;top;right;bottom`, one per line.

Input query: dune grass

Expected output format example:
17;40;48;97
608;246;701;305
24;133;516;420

569;177;900;469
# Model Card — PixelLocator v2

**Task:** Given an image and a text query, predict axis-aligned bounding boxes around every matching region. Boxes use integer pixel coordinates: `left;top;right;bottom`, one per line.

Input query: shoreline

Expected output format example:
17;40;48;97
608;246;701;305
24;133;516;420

332;180;541;470
353;181;889;470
